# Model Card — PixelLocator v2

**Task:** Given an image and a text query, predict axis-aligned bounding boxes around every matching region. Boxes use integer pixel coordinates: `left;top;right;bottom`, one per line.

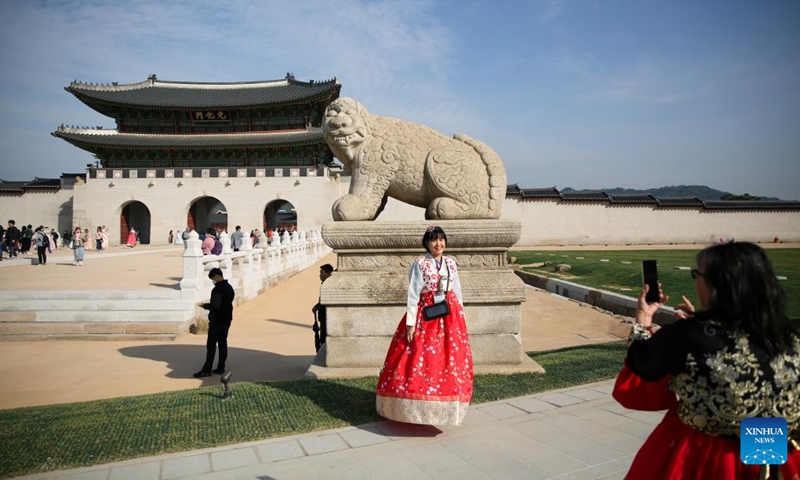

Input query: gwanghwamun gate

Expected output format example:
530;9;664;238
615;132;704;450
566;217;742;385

1;73;799;246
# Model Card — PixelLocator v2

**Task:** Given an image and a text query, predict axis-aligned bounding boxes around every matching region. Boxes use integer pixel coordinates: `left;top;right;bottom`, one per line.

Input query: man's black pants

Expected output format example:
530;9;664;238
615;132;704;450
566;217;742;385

202;322;230;372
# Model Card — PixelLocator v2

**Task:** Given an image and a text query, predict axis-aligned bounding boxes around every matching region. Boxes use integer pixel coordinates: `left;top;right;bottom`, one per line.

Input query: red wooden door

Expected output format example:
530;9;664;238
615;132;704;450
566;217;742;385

187;205;196;232
119;206;129;243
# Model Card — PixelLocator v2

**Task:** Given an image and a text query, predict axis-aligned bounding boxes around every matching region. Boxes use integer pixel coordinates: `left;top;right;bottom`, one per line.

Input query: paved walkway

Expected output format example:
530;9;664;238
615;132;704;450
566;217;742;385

2;245;644;479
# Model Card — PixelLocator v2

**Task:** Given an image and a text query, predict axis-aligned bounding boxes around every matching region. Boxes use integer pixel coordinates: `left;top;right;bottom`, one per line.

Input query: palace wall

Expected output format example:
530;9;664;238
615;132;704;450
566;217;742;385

0;186;74;235
378;197;800;245
500;199;800;245
70;173;346;245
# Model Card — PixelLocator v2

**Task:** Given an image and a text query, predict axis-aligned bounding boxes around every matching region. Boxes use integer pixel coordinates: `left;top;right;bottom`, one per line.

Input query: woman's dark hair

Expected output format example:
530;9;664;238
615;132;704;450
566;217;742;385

421;226;447;253
697;241;797;354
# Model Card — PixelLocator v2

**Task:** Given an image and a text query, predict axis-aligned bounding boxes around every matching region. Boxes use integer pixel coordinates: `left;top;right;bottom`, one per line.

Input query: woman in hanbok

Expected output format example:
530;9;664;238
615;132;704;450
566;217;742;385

126;227;137;247
71;227;86;266
614;241;799;479
376;226;473;425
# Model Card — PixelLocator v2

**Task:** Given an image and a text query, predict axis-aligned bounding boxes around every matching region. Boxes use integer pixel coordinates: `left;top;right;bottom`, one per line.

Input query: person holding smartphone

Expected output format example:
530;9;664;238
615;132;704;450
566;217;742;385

613;242;800;479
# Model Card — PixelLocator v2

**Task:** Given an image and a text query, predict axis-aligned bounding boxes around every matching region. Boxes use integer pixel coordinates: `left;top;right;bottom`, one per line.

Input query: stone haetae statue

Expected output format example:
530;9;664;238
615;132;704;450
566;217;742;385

323;97;507;221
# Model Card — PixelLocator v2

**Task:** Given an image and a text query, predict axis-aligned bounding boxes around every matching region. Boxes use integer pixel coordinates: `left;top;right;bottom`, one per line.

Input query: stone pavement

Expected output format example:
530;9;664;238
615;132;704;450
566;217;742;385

16;379;662;480
1;244;643;478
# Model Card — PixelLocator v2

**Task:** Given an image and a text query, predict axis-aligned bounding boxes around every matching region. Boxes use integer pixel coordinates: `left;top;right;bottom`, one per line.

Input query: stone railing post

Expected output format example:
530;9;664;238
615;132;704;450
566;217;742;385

180;230;203;300
219;231;232;281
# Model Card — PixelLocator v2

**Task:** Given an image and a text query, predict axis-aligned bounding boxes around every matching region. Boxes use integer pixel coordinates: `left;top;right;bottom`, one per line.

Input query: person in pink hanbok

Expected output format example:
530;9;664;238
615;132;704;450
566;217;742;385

376;226;473;426
126;228;137;247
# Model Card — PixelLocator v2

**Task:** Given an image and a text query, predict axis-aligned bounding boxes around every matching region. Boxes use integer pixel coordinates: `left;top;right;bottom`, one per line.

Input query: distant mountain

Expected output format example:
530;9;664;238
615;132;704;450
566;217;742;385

560;185;782;201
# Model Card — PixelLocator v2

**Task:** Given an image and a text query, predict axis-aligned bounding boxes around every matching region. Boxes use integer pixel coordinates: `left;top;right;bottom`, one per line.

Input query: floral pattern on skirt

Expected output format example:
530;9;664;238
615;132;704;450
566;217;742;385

376;290;473;425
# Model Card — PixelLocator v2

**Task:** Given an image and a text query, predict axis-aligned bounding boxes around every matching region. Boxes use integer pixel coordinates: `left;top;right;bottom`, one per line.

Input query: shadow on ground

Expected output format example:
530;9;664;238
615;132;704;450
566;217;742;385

118;345;316;385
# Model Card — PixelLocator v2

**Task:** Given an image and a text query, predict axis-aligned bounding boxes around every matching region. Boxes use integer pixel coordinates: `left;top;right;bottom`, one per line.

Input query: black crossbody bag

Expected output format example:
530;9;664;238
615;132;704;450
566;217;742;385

421;258;450;321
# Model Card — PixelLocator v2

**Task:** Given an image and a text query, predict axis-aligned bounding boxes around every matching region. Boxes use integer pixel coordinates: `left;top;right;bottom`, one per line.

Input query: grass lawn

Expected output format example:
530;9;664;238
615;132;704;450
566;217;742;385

0;342;625;479
510;248;800;321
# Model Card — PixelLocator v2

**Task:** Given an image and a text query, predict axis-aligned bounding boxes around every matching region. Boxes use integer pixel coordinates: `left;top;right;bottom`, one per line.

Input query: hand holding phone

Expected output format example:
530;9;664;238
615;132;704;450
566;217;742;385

642;259;659;303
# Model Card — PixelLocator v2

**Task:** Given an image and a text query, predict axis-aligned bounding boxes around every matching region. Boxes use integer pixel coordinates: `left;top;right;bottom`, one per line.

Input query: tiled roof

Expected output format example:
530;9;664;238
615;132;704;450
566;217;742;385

703;200;800;210
0;180;26;192
0;178;60;192
51;126;325;149
504;186;798;211
65;74;341;110
505;184;562;198
506;184;521;196
608;194;657;204
560;191;609;202
656;197;704;207
25;178;61;189
520;187;561;199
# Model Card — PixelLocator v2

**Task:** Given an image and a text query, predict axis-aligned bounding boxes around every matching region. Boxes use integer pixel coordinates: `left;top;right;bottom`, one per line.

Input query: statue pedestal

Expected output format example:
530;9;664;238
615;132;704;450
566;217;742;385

305;220;543;379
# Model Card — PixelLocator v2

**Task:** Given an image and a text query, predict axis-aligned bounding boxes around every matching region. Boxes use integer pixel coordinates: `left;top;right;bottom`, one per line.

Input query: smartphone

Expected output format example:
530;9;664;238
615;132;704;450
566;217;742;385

642;259;659;303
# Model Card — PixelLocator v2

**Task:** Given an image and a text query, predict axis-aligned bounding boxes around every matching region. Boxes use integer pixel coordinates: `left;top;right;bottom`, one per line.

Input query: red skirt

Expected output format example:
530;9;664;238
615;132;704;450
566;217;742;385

614;366;800;479
376;291;473;425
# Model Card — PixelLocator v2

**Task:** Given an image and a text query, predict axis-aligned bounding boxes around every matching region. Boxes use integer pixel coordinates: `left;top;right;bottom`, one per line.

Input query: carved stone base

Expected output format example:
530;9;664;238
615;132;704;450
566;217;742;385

305;220;544;378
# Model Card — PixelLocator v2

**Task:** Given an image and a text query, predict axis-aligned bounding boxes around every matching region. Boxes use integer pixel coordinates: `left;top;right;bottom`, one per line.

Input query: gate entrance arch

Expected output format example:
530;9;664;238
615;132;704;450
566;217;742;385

120;201;151;244
188;197;228;233
263;200;297;232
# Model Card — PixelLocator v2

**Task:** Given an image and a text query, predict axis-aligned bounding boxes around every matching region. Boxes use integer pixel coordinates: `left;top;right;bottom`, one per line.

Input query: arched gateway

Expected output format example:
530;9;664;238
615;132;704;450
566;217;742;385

263;200;297;232
120;201;151;244
188;197;228;234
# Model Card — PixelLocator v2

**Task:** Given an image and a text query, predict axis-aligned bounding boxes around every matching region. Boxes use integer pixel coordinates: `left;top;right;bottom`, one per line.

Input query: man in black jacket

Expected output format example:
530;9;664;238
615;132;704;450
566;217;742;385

194;268;235;378
5;220;21;258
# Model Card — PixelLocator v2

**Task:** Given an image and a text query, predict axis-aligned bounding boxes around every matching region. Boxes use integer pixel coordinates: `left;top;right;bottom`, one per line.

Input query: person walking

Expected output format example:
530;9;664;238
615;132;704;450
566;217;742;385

613;241;800;479
194;268;235;378
376;226;473;425
34;227;48;265
5;220;21;258
70;227;87;266
312;264;334;352
231;226;244;252
21;225;33;254
126;227;137;247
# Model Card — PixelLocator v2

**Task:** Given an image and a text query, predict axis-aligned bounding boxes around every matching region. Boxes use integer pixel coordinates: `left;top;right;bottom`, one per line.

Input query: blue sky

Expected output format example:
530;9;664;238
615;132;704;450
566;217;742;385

1;0;798;199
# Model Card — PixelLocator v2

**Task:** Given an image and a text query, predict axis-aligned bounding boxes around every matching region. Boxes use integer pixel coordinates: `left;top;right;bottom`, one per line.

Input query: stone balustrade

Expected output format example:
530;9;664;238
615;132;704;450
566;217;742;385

181;229;330;306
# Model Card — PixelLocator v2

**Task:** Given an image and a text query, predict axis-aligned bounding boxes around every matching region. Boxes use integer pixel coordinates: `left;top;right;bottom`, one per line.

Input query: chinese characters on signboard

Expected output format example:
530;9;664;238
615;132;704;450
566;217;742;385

191;111;231;122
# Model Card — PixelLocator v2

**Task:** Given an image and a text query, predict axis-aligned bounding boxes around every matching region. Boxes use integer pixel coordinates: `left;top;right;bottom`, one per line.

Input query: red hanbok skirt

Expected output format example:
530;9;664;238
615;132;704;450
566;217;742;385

614;365;800;479
376;290;473;425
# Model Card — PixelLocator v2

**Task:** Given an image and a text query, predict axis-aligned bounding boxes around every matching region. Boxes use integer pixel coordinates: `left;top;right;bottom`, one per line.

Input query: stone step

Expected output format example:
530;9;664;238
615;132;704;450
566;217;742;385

0;299;195;312
0;310;197;323
0;290;183;301
0;320;191;337
0;333;180;342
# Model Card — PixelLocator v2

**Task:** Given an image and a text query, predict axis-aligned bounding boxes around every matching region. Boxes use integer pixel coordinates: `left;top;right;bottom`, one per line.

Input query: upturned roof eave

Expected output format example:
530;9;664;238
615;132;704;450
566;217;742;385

51;130;326;151
65;83;341;114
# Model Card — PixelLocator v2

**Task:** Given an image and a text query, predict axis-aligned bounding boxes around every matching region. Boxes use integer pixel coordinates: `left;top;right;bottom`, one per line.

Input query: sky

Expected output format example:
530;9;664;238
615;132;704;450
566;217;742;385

0;0;798;199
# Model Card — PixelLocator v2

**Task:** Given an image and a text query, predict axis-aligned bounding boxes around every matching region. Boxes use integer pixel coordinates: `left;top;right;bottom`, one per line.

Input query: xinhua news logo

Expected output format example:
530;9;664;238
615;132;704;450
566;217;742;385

740;417;788;465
